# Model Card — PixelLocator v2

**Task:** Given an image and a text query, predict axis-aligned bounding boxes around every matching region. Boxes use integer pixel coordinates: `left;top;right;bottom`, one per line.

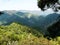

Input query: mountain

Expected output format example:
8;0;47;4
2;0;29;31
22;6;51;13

0;11;41;26
0;13;60;45
40;13;60;29
0;10;60;30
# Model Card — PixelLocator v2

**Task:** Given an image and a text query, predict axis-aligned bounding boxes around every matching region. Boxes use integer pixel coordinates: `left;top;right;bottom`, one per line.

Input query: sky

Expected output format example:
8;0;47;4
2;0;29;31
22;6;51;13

0;0;40;11
0;0;60;15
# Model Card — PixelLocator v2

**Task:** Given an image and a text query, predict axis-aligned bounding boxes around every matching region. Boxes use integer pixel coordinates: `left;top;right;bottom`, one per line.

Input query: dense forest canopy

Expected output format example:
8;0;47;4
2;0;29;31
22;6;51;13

37;0;60;12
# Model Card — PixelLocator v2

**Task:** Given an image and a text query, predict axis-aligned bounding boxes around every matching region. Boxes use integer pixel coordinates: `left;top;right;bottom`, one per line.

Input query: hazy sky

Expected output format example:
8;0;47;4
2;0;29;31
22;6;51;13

0;0;40;10
0;0;60;15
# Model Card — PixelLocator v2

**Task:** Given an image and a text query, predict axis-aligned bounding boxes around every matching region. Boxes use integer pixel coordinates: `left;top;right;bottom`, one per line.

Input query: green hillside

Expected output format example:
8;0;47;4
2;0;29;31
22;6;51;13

0;22;60;45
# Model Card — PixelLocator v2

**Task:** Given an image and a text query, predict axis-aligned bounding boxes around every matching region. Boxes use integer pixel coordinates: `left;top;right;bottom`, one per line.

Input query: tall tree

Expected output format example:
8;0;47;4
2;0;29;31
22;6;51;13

37;0;60;12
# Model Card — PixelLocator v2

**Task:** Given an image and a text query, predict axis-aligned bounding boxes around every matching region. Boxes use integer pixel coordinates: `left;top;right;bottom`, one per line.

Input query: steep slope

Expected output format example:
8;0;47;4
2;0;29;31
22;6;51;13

38;13;60;29
0;22;44;45
0;22;60;45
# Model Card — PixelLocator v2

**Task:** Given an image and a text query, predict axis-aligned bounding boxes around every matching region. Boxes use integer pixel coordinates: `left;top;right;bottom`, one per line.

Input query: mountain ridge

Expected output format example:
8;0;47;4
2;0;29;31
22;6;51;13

0;11;60;30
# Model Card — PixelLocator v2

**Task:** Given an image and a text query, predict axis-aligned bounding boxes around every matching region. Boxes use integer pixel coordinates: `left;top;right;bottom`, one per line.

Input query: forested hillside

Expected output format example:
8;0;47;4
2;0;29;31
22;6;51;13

0;22;60;45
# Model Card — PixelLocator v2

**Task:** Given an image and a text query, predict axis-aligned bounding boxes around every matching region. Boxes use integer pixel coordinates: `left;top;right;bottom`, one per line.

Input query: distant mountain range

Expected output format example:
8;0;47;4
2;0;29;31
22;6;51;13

0;10;60;30
0;10;40;26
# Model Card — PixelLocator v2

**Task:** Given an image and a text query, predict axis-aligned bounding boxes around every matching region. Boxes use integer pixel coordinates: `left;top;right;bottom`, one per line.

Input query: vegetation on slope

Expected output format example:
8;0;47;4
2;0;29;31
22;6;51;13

0;22;60;45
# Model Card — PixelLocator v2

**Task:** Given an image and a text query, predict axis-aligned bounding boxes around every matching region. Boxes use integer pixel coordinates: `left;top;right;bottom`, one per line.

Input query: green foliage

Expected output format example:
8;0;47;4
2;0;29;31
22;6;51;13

0;22;60;45
0;22;42;45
